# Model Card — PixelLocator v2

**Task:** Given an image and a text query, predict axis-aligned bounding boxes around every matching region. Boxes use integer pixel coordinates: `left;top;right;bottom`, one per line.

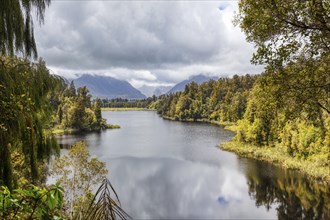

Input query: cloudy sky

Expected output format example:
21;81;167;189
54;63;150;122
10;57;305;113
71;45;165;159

34;0;264;88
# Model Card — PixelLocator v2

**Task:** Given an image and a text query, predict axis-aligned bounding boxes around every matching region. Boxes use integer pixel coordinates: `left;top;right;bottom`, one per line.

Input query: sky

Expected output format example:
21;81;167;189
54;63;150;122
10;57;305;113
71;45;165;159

34;0;265;88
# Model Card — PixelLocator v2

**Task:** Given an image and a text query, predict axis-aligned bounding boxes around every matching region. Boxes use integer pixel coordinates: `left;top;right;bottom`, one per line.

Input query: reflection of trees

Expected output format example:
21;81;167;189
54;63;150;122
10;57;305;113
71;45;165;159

243;159;330;219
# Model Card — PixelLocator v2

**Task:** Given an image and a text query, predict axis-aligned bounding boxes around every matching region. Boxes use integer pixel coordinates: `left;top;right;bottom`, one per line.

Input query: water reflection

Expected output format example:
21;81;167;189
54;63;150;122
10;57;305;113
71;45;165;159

242;159;330;219
106;156;275;219
55;111;329;219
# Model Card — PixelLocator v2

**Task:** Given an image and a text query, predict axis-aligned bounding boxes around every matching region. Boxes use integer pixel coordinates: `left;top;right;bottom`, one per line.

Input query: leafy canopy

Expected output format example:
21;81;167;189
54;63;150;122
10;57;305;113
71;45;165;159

0;0;50;58
236;0;330;67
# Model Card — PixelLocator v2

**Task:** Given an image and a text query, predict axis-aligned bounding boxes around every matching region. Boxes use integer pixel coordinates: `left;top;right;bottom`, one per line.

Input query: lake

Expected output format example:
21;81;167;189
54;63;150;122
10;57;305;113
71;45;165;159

56;111;330;219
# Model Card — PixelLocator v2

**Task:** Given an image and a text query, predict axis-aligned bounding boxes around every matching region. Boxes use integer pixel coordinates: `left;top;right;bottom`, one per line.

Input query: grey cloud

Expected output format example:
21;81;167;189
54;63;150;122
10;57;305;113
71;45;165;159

35;1;264;84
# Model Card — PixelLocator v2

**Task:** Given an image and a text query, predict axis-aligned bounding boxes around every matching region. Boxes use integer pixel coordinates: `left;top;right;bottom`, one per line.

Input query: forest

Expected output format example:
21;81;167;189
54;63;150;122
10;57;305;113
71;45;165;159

0;0;329;219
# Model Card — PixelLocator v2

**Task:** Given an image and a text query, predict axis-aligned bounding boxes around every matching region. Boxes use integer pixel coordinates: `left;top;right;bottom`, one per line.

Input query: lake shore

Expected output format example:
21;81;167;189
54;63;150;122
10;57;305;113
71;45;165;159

161;115;330;184
220;141;330;184
51;124;120;136
102;107;149;111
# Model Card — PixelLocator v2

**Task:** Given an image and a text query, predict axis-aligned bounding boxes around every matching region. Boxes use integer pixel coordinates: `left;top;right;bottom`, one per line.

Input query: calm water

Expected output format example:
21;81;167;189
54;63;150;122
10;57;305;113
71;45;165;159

57;111;330;219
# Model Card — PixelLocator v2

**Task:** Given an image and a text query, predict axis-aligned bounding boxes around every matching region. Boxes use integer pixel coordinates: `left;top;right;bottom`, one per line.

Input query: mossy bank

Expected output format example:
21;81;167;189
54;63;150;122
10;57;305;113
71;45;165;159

220;141;330;184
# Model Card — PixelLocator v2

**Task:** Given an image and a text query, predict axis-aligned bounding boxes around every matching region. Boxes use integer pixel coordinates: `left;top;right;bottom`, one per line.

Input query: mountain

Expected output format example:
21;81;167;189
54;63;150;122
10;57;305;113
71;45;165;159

166;75;217;94
153;86;172;96
138;85;172;97
72;74;146;99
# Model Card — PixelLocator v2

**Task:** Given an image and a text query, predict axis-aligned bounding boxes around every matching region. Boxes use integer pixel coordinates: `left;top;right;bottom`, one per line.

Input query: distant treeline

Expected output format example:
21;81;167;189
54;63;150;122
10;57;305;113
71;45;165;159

153;74;256;123
100;97;156;108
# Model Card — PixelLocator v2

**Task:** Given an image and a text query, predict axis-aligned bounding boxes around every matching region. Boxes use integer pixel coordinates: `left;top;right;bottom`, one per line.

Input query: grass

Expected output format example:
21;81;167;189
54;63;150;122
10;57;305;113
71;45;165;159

51;128;80;135
162;116;237;129
101;107;147;111
51;124;120;136
220;141;330;183
104;124;120;129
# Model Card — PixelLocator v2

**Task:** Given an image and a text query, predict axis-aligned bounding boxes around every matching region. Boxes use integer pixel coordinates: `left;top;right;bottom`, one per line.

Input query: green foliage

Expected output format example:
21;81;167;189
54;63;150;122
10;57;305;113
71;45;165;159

154;62;329;164
231;0;330;162
0;0;51;58
221;141;330;182
235;55;329;158
155;75;256;123
50;141;108;219
280;120;324;159
236;0;330;67
0;56;63;189
0;182;64;219
55;83;111;131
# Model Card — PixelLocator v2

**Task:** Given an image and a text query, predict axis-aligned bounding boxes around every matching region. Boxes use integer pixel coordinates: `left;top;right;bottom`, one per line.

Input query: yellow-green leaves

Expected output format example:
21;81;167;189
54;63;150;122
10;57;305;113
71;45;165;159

50;141;108;218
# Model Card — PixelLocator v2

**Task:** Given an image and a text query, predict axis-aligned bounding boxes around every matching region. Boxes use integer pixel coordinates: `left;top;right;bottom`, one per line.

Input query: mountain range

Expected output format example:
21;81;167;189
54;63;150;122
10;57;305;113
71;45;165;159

68;74;216;99
166;75;217;94
72;74;146;99
138;85;172;97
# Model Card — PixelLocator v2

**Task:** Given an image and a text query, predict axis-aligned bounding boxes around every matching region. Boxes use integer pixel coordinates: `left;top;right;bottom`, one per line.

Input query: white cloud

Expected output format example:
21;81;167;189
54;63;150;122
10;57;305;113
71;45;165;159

35;1;264;85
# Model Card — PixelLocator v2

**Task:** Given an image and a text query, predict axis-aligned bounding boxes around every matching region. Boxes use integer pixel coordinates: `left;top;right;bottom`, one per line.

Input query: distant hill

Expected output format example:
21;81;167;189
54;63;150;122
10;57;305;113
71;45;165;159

166;75;217;94
72;74;146;99
138;85;172;97
153;86;172;96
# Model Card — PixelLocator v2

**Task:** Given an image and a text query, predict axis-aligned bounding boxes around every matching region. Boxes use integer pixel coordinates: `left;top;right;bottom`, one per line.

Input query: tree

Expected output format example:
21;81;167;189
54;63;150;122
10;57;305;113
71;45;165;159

0;56;63;189
68;81;76;97
235;0;330;155
94;98;103;128
236;0;330;67
50;141;108;219
0;0;51;58
77;86;91;108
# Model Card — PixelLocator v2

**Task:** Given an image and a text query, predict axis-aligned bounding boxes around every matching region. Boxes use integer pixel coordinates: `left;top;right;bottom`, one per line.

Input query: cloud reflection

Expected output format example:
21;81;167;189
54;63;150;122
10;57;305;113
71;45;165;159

107;156;275;219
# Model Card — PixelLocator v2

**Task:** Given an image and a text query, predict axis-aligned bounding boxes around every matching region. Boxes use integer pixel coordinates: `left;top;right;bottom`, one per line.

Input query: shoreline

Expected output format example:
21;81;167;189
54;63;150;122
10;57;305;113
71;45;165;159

220;141;330;184
101;107;151;111
161;115;236;128
161;115;330;184
51;124;120;136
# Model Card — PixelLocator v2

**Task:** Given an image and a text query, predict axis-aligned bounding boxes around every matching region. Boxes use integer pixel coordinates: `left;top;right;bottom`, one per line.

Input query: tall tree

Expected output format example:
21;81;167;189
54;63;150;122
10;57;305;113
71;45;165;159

0;56;63;189
0;0;51;58
94;98;103;127
68;81;76;97
236;0;330;67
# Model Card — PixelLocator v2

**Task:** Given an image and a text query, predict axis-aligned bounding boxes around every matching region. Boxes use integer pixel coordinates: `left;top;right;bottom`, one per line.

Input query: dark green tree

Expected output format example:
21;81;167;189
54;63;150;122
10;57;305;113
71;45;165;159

68;81;77;97
0;56;62;189
94;98;103;127
0;0;51;58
